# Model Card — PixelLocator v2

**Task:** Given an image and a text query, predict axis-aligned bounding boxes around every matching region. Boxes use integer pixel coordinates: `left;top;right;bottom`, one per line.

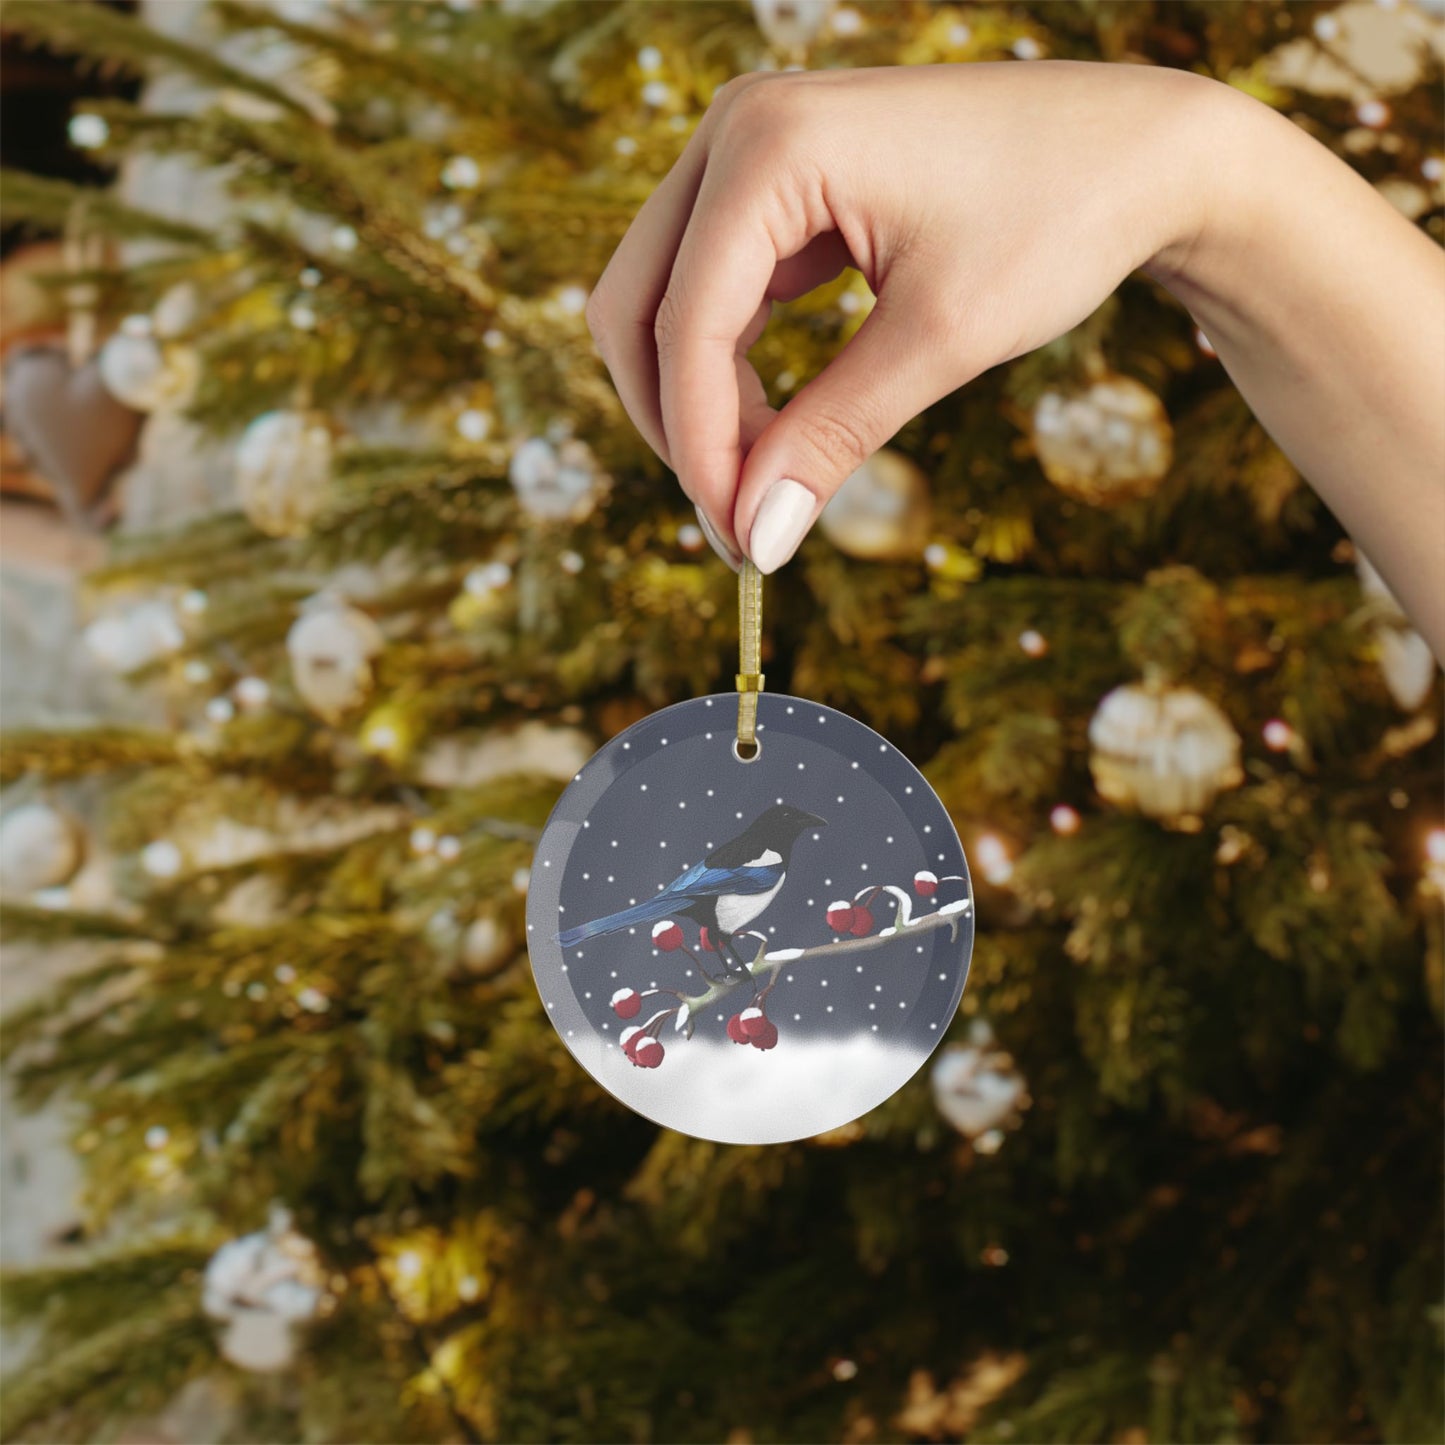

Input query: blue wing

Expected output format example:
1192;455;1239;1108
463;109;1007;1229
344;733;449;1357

557;861;784;948
658;861;783;899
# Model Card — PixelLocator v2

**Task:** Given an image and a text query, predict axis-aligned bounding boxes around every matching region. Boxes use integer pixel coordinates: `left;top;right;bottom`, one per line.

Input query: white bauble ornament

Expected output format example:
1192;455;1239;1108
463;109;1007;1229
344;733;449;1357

203;1207;325;1374
83;599;185;674
286;597;384;722
217;1308;297;1373
1356;554;1437;710
0;803;84;894
819;448;931;561
1088;681;1243;823
508;435;603;521
236;411;335;538
752;0;835;53
461;914;512;975
930;1021;1029;1142
1032;374;1173;505
98;330;198;413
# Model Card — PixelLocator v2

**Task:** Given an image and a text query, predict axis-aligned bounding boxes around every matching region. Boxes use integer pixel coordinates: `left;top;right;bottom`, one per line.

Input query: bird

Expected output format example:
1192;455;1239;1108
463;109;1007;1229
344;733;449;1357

556;802;827;969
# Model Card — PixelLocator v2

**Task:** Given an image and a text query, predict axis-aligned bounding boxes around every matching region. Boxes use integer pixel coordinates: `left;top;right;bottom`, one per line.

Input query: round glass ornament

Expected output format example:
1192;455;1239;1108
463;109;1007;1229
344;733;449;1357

528;693;974;1145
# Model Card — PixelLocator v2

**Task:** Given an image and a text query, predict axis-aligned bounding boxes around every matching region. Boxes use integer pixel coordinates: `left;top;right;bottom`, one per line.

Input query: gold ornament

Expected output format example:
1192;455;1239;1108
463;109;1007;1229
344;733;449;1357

286;596;384;722
203;1207;326;1374
97;328;198;413
1032;373;1173;505
930;1019;1029;1145
236;410;335;538
1356;553;1437;711
818;448;932;561
507;434;603;521
461;915;513;976
0;802;85;894
752;0;835;56
1088;681;1243;824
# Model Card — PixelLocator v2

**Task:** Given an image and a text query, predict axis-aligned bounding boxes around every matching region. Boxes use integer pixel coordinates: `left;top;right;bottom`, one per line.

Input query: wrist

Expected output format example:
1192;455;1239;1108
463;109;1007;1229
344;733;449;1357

1140;73;1265;293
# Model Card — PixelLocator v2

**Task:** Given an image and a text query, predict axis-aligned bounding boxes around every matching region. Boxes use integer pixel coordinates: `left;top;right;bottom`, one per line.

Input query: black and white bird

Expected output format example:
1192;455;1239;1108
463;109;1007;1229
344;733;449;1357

556;803;826;967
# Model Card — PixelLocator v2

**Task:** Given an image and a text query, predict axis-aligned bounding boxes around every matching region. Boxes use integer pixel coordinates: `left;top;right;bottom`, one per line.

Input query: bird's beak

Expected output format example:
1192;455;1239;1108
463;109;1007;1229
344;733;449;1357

802;811;828;829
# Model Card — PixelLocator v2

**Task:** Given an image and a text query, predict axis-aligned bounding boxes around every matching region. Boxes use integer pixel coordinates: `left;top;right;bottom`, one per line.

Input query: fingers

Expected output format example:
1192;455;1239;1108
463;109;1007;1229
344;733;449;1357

655;157;791;549
736;281;969;573
585;114;722;468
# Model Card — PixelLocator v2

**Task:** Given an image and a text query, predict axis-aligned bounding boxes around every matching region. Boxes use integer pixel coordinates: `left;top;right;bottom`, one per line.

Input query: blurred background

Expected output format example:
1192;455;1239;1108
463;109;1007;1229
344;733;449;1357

0;2;1441;1442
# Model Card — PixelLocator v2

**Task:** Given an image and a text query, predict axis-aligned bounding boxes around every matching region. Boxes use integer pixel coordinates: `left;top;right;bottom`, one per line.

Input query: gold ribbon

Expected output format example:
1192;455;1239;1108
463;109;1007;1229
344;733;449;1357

736;559;763;755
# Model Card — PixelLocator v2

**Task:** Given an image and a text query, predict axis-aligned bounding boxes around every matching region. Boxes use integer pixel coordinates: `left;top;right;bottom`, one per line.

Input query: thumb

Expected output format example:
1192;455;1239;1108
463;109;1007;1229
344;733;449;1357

733;285;966;574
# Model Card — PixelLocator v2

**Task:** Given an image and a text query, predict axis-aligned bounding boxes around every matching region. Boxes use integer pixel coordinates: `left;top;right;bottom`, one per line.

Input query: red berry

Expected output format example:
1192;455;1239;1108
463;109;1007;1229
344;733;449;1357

825;900;855;932
914;870;939;896
739;1007;769;1038
698;926;715;952
726;1013;750;1044
749;1020;779;1051
849;906;874;937
611;988;641;1019
620;1025;644;1057
652;920;683;952
633;1037;664;1069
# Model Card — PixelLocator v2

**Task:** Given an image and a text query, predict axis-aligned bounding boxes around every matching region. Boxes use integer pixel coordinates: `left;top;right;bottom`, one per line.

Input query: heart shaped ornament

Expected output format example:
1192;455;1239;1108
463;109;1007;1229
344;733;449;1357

3;345;143;526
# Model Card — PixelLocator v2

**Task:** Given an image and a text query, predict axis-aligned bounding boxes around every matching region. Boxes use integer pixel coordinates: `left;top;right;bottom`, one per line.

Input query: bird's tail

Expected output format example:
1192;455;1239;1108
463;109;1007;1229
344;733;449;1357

556;894;682;949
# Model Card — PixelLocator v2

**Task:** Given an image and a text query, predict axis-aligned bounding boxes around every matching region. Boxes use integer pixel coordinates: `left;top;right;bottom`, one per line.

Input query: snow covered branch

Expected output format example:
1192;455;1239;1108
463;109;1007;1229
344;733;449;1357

609;875;971;1069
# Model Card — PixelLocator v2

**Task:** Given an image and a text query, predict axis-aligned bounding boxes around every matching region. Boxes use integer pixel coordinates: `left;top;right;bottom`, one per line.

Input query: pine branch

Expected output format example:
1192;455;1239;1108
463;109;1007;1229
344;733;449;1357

2;0;309;116
0;728;179;784
0;170;212;248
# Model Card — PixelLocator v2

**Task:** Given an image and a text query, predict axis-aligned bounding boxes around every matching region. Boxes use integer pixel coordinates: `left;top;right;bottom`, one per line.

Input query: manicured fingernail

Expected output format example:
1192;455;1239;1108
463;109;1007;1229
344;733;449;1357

748;478;816;575
695;505;742;571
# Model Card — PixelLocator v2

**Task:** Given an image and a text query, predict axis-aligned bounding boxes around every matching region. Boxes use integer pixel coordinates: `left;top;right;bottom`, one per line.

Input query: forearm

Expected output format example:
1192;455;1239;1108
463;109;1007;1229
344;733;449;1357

1144;81;1445;659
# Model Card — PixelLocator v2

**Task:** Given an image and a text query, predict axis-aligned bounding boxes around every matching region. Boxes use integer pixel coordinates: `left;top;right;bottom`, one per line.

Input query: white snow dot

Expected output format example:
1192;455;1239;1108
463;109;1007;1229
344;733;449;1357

640;784;647;791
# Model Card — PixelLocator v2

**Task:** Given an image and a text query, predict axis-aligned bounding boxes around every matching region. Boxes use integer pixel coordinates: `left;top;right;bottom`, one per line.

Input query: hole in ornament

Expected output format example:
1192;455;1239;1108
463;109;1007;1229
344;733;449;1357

733;737;761;764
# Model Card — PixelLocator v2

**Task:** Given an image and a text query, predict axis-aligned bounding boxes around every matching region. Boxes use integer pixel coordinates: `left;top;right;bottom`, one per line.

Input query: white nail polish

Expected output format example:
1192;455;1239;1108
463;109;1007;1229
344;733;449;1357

694;506;741;571
748;478;817;574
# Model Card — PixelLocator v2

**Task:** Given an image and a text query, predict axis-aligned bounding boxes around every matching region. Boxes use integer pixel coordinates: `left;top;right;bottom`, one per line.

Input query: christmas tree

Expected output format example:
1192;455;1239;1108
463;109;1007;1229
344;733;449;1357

2;2;1442;1441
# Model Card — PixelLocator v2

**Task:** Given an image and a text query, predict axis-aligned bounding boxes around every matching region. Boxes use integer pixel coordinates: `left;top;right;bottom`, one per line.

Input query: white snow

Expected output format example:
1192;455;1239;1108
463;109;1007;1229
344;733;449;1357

573;1033;932;1145
764;948;804;962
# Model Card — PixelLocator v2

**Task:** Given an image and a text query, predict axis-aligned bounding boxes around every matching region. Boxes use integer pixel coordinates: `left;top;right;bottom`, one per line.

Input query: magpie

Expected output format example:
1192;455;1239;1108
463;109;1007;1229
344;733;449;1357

556;802;827;969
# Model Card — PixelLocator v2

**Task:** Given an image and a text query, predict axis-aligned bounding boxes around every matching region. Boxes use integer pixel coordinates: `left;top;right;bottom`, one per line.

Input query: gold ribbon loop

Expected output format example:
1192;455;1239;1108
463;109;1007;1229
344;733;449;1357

736;559;764;753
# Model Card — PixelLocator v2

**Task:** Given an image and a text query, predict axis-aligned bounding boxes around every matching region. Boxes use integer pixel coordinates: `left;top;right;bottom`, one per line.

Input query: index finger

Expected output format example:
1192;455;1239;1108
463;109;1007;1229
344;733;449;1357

655;159;799;545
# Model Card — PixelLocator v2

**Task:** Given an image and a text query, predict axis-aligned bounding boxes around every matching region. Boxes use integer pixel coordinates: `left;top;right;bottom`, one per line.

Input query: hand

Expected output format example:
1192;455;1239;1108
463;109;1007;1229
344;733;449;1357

586;61;1222;572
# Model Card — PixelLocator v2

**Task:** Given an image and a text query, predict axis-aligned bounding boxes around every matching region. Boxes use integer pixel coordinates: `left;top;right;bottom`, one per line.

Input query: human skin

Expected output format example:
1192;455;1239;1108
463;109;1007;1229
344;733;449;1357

585;62;1445;659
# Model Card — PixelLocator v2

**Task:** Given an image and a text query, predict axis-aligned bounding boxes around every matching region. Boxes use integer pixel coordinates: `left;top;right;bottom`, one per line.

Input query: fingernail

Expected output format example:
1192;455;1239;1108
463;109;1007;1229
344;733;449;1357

748;478;817;575
694;506;742;571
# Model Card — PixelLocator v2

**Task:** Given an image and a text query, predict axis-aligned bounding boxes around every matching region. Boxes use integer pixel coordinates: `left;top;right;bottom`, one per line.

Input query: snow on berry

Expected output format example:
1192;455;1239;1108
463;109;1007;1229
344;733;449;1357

632;1037;664;1069
849;906;874;937
651;919;683;951
726;1013;750;1044
825;900;855;932
610;987;641;1019
739;1006;768;1038
620;1025;644;1056
914;870;938;896
749;1019;779;1051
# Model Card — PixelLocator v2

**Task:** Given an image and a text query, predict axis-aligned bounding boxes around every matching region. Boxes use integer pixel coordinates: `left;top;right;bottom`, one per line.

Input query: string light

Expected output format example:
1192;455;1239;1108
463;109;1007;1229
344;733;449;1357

1049;804;1081;836
1262;719;1294;751
1018;629;1049;658
410;827;437;856
976;833;1013;885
